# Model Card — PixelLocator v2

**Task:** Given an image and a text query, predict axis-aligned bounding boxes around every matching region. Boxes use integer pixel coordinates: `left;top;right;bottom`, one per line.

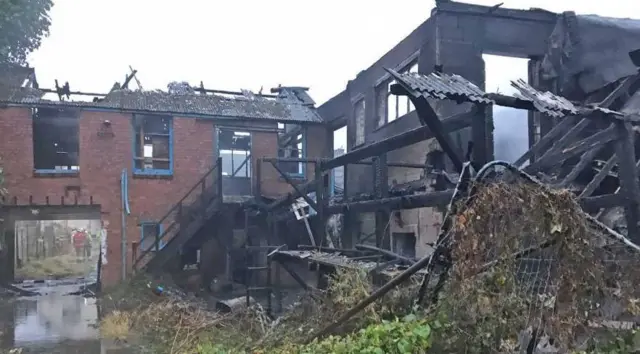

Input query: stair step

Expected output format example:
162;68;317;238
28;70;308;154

246;266;269;271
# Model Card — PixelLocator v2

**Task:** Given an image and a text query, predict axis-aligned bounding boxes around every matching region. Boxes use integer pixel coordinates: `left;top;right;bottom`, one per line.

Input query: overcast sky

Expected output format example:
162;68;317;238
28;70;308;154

27;0;637;151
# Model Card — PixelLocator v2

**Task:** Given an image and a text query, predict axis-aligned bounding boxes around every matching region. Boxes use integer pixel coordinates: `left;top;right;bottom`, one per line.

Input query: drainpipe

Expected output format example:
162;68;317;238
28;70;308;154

120;169;131;281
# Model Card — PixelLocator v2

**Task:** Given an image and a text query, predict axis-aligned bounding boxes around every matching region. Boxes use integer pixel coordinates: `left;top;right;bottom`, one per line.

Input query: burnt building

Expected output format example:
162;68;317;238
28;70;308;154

0;74;329;287
318;1;640;259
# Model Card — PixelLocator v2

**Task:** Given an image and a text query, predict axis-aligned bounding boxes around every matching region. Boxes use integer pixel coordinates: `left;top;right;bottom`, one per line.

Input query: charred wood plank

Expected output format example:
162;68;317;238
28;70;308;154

557;143;609;188
525;125;617;174
579;154;617;198
322;108;475;171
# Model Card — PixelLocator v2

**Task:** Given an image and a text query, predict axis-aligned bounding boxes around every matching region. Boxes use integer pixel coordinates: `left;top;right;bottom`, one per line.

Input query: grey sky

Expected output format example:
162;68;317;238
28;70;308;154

27;0;637;151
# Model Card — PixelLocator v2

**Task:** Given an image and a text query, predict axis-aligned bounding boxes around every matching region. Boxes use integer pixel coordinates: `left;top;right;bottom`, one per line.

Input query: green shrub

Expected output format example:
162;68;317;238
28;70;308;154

197;314;432;354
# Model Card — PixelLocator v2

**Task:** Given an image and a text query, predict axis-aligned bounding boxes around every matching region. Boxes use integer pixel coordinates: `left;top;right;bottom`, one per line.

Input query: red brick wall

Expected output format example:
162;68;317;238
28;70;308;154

0;106;328;287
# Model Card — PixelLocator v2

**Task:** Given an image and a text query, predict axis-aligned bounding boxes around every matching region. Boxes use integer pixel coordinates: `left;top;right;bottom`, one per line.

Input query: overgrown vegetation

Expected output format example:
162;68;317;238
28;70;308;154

427;181;640;352
0;0;53;64
100;269;425;353
101;179;640;353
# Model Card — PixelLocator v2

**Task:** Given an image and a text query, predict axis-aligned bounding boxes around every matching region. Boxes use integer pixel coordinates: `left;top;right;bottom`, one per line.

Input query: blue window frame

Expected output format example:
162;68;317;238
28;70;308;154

132;114;173;176
277;126;306;178
140;221;164;251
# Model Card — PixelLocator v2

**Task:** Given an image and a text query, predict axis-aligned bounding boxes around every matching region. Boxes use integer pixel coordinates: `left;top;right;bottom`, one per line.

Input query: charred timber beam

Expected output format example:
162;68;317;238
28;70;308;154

613;121;640;242
352;160;426;169
514;116;579;167
557;143;609;188
512;73;639;168
268;160;318;211
263;157;319;164
325;190;455;215
524;125;617;174
393;86;463;172
322;109;475;171
355;244;416;265
273;257;311;291
580;193;628;210
579;154;617;198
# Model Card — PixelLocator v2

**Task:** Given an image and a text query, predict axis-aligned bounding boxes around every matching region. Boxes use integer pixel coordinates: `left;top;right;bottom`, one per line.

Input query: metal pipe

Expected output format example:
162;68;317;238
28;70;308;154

120;169;131;280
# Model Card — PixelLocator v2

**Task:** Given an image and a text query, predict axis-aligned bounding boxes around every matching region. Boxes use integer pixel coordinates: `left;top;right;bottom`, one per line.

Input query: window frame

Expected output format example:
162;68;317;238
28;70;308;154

216;128;253;178
131;114;174;177
375;59;419;127
140;221;165;252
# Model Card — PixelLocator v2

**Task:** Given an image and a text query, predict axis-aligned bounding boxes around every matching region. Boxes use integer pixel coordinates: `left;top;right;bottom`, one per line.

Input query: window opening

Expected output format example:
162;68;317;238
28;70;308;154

354;99;365;146
277;123;305;177
392;232;416;258
32;108;80;172
140;222;163;252
218;129;251;177
132;114;172;174
379;61;418;125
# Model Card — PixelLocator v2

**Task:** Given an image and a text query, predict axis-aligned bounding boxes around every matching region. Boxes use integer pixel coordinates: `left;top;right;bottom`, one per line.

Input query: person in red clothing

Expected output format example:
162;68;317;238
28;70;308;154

72;228;87;260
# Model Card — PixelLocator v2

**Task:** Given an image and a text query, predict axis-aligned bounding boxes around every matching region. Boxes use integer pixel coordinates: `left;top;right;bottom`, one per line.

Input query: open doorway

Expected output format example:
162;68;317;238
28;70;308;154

218;129;252;195
483;54;529;163
14;218;102;281
277;123;306;177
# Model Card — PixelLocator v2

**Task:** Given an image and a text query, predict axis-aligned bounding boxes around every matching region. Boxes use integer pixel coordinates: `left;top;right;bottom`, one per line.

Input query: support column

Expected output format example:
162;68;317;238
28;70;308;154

373;156;390;249
614;121;640;242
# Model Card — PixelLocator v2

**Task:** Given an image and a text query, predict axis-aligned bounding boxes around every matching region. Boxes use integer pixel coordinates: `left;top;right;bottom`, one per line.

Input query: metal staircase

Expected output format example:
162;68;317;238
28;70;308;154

133;157;223;272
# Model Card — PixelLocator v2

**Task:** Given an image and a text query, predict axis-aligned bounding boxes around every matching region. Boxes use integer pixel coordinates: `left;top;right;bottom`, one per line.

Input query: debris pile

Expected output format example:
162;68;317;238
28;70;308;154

427;179;640;353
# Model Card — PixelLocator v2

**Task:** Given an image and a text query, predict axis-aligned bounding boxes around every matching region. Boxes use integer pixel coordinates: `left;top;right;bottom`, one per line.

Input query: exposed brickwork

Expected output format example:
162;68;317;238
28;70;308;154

0;107;328;287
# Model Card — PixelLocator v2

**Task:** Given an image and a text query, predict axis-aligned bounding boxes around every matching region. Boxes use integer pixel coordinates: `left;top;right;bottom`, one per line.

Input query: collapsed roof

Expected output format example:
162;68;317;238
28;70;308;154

0;81;323;124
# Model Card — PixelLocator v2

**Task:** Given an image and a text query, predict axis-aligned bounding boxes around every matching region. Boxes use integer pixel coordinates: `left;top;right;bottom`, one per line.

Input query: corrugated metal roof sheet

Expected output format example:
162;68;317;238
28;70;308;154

386;68;492;104
510;79;577;117
0;85;323;123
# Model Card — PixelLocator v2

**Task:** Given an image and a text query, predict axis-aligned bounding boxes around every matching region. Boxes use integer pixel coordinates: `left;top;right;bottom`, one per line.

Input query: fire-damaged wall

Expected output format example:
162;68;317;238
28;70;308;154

0;106;328;287
318;1;558;257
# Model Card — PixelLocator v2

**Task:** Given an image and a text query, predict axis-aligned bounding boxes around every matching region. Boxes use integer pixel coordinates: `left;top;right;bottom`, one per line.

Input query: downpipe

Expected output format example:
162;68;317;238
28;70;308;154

120;169;131;281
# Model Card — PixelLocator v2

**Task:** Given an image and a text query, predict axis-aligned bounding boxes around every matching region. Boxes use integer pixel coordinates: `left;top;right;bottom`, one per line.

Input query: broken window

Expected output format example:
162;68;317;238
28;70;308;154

392;232;417;258
386;61;418;123
354;98;365;146
132;114;173;175
218;129;251;177
140;222;163;252
375;83;388;128
32;108;80;173
278;124;305;177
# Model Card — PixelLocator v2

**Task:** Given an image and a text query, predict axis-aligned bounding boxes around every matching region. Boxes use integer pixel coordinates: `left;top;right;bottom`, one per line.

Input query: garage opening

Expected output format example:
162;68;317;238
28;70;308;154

14;218;102;281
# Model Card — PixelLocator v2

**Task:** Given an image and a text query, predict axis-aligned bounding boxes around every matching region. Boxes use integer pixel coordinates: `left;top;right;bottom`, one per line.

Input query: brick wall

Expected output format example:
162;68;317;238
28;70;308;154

0;107;328;287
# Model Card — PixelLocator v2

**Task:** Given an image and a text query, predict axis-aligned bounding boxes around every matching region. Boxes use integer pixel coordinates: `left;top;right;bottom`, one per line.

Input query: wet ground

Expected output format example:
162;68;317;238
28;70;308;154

0;279;131;354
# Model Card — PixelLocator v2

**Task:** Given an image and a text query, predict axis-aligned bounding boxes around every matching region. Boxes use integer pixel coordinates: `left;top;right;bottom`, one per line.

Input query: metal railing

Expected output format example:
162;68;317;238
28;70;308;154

133;157;223;269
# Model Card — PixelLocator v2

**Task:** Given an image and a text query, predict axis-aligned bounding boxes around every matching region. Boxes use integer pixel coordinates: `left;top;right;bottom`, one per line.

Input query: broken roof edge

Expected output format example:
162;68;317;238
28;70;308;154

0;99;326;125
433;0;557;22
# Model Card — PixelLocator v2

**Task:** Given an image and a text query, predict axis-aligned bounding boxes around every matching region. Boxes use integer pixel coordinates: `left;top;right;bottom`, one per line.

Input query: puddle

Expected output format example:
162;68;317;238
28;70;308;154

0;282;132;354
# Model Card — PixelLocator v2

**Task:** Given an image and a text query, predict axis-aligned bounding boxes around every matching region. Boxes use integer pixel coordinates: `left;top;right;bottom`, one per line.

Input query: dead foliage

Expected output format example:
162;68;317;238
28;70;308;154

100;267;420;353
428;180;640;353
